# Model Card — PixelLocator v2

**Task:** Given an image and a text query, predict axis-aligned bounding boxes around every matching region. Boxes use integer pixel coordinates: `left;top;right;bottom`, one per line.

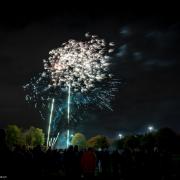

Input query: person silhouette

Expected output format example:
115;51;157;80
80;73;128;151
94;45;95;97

81;148;96;179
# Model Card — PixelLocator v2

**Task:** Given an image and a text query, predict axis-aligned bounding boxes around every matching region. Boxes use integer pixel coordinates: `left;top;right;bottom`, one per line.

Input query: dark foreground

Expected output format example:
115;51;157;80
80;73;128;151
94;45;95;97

1;145;180;179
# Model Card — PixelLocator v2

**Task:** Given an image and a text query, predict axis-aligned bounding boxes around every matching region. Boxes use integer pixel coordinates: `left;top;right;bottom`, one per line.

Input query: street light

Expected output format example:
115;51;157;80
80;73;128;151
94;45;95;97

118;133;123;139
147;126;154;133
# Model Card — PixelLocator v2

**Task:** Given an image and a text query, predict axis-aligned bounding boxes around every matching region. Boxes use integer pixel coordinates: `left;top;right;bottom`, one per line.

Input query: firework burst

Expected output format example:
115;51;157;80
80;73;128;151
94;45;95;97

44;32;114;93
23;33;120;147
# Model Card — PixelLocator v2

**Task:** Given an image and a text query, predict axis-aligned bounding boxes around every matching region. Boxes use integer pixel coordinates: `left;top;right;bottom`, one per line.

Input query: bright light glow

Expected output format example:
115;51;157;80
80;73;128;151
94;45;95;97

118;133;123;139
148;125;154;132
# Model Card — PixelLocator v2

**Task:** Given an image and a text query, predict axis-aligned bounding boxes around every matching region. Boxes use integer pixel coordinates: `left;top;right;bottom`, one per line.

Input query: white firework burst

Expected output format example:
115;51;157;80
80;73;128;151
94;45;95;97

43;33;115;93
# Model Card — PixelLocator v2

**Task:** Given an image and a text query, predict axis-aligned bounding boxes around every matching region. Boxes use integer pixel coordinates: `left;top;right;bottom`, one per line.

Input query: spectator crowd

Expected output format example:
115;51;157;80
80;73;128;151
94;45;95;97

0;129;180;179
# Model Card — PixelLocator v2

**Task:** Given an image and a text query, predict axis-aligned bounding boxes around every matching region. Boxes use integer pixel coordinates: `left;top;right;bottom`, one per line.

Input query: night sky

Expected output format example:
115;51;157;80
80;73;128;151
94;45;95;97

0;5;180;138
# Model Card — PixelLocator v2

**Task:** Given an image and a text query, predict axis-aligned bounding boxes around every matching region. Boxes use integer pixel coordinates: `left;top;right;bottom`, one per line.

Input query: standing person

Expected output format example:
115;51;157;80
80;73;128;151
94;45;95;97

73;145;81;178
64;145;74;177
81;148;96;179
0;129;9;176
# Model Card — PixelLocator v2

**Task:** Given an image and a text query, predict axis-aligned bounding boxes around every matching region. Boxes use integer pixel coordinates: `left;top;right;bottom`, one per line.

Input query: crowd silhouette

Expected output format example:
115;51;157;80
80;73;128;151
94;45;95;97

0;129;180;179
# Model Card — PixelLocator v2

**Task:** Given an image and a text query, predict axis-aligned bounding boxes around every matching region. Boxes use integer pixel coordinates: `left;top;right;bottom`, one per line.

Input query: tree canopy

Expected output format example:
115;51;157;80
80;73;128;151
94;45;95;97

5;125;45;148
25;126;45;147
71;132;86;148
87;135;110;149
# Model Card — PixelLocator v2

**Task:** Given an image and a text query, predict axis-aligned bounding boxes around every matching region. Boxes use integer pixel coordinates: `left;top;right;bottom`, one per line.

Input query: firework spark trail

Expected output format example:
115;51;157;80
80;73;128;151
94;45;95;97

49;138;54;147
66;129;70;148
52;138;55;147
47;98;54;147
67;84;71;147
67;84;71;123
52;132;60;147
48;138;51;147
